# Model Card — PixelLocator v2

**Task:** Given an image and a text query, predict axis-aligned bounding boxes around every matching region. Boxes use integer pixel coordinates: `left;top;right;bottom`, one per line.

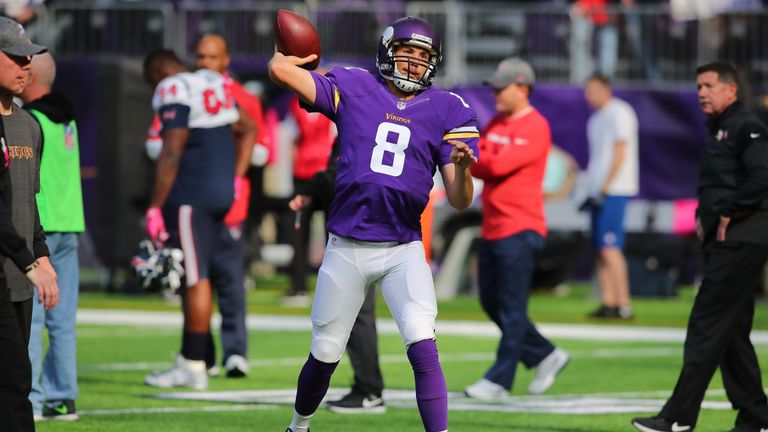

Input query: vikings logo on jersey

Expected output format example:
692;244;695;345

307;66;479;243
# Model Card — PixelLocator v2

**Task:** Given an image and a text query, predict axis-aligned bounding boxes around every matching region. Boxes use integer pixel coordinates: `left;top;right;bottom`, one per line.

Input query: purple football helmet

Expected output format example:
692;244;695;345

376;17;442;93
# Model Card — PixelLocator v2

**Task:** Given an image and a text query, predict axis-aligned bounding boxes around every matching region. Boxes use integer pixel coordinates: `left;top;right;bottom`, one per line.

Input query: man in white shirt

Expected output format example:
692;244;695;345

583;73;639;320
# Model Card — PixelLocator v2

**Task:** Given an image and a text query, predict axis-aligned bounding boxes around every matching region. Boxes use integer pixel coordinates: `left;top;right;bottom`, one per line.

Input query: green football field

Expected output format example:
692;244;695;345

34;282;768;431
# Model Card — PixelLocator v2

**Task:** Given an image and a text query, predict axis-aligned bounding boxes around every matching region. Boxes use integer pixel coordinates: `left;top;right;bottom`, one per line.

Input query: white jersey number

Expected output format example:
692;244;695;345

370;122;410;177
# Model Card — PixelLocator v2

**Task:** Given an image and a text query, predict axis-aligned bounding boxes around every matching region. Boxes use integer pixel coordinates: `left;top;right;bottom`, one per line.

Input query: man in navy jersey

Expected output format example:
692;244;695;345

141;49;254;390
270;16;479;432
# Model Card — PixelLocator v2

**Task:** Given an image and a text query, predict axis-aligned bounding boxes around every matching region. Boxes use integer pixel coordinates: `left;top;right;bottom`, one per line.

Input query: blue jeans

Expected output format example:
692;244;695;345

28;233;79;413
478;230;555;390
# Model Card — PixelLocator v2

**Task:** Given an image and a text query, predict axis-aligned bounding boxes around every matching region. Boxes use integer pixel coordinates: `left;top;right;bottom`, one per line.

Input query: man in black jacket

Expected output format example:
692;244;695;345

632;62;768;432
0;16;60;432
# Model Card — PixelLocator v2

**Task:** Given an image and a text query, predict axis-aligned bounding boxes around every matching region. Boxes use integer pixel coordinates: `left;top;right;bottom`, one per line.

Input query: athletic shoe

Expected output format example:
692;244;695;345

588;304;620;319
42;400;79;421
618;306;635;320
144;354;208;390
285;428;310;432
529;348;569;395
33;413;45;422
464;378;508;400
326;391;387;414
207;365;221;377
631;416;692;431
225;354;250;378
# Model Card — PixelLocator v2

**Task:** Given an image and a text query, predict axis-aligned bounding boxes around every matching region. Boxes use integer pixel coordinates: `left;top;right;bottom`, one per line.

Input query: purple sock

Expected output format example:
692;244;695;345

294;353;339;416
407;339;448;432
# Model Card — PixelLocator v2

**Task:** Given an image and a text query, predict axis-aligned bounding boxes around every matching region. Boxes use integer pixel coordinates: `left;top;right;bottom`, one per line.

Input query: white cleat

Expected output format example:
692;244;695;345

464;378;508;400
528;348;569;395
144;354;208;390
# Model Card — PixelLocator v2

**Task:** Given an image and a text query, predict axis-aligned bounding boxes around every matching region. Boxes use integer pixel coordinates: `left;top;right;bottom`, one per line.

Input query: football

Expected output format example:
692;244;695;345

274;9;321;70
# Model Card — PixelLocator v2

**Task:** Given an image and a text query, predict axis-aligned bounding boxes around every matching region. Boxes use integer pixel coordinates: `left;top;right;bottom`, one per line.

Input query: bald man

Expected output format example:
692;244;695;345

21;52;84;421
196;33;270;264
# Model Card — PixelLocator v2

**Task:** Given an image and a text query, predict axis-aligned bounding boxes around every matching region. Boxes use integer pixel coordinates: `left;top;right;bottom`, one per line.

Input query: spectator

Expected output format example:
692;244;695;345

632;62;768;432
21;52;84;421
582;73;639;320
466;58;569;400
569;0;618;83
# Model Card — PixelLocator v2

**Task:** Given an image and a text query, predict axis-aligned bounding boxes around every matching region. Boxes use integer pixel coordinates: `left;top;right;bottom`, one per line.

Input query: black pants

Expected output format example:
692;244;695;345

290;178;317;296
347;285;384;397
660;241;768;429
0;284;34;432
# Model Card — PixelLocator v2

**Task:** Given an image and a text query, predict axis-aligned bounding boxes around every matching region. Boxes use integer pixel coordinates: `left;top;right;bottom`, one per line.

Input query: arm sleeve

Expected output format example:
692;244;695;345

0;174;35;270
438;92;480;167
716;122;768;216
305;69;340;121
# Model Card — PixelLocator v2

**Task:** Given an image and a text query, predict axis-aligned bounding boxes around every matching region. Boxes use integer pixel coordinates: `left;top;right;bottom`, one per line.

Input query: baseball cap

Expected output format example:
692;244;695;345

484;57;535;90
0;17;46;57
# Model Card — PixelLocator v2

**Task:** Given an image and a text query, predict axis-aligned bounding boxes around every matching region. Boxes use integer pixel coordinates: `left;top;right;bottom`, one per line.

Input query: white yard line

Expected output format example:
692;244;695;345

79;404;277;416
80;346;696;372
77;309;768;344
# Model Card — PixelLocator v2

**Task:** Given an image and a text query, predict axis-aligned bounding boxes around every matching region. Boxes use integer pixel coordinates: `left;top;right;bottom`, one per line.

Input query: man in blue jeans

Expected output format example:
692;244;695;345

466;58;569;399
21;52;85;421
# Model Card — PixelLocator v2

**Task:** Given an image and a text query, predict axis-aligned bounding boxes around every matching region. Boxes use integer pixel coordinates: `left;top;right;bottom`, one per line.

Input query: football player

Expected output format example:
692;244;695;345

141;49;255;390
269;16;479;432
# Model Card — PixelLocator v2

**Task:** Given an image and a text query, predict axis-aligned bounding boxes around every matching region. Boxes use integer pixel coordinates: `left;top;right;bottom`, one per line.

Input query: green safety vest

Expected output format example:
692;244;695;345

30;109;85;233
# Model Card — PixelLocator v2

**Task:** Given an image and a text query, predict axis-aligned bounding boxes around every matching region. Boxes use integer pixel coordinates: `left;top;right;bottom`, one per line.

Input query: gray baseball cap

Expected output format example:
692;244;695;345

0;17;46;57
484;57;535;90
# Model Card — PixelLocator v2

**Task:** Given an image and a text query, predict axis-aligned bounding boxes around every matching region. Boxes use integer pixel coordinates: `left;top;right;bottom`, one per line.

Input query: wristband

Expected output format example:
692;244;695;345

24;261;39;273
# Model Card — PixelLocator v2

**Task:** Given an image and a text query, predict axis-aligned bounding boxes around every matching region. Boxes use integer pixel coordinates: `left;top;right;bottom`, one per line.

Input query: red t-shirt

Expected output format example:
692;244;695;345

578;0;609;25
289;97;336;180
471;107;551;241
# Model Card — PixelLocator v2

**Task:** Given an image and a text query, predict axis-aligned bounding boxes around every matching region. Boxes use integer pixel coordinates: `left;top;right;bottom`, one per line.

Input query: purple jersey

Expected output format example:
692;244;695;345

309;67;480;242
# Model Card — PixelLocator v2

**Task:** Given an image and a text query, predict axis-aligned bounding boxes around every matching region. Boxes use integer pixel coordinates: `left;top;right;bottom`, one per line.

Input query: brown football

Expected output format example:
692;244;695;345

274;9;321;70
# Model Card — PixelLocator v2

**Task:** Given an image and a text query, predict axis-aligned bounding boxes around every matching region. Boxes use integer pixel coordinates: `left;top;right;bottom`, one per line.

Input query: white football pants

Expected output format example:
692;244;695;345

309;233;438;363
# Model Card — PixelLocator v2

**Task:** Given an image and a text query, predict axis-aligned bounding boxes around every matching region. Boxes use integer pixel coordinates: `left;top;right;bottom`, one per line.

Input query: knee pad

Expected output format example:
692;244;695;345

310;323;347;363
401;318;436;347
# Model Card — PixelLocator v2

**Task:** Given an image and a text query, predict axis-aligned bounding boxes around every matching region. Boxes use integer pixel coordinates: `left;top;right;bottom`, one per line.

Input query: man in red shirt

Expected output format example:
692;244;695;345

465;58;569;400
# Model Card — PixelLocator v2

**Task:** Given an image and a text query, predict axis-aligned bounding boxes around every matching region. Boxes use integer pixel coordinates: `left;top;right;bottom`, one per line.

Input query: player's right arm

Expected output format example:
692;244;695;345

268;51;318;105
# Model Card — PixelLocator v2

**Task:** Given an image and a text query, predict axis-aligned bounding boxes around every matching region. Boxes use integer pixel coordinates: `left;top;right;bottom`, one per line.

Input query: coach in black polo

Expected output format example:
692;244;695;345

633;62;768;432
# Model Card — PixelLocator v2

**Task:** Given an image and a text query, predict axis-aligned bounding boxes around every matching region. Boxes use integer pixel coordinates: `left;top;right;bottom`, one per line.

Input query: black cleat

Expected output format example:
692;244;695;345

326;391;386;414
631;416;692;432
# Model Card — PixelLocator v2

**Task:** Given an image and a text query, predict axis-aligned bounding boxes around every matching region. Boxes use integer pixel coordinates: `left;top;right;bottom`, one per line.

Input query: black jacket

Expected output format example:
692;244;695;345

697;101;768;246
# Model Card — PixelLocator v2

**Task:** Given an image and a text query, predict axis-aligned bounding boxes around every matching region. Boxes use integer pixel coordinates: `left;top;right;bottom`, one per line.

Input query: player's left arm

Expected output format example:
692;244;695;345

232;107;256;177
441;140;478;210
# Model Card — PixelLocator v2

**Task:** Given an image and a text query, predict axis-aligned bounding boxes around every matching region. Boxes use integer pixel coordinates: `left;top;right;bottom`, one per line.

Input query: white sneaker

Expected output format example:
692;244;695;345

224;354;250;378
464;378;508;400
144;354;208;390
528;348;569;395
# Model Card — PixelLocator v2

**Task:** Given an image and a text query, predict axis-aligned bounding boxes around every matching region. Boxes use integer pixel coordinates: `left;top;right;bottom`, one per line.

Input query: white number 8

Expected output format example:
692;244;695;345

370;122;410;177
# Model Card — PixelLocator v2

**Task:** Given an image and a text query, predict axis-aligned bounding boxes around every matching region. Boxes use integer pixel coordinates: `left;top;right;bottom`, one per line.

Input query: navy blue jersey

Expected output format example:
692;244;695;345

153;69;239;213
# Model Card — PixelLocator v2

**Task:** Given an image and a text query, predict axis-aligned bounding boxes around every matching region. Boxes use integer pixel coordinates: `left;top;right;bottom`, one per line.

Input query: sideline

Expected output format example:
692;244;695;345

77;309;768;344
